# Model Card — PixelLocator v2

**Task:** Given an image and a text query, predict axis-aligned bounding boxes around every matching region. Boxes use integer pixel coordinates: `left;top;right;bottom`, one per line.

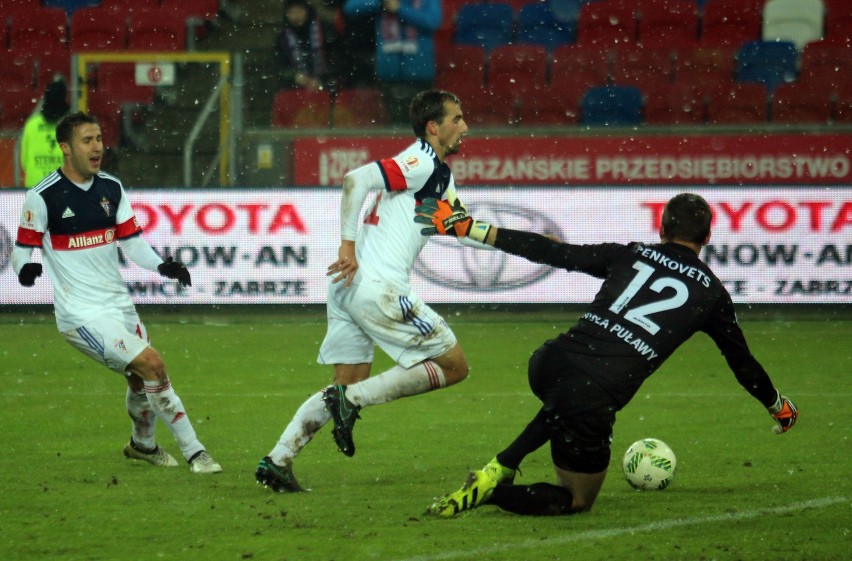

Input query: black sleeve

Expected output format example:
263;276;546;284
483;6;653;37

703;291;778;407
493;228;623;278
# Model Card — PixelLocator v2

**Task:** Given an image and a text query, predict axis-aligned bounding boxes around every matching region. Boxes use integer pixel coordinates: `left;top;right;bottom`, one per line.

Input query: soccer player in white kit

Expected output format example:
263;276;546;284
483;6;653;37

257;90;487;492
11;112;222;474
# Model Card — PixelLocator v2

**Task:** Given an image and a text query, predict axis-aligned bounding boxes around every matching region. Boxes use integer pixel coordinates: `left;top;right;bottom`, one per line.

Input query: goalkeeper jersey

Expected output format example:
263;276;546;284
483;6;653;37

15;170;144;332
355;138;454;288
494;229;777;409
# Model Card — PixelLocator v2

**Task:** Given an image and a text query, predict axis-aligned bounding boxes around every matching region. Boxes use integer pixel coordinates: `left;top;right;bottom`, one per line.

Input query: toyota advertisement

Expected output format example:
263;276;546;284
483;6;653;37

1;187;849;304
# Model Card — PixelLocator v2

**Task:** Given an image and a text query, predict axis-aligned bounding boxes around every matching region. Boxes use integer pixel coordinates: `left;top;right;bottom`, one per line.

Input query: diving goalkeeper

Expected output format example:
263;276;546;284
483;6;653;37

415;192;798;517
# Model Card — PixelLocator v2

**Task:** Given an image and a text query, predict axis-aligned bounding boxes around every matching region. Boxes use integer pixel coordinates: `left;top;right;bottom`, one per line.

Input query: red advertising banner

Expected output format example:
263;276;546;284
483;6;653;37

293;133;852;187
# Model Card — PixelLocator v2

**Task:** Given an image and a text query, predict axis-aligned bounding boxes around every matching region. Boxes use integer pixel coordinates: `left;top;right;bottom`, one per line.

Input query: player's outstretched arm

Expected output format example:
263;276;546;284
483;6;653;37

415;198;495;243
768;392;798;434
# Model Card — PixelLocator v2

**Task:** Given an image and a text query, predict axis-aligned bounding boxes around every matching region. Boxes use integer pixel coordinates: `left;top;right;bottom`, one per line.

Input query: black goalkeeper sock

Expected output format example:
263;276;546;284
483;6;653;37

496;408;551;470
489;483;575;516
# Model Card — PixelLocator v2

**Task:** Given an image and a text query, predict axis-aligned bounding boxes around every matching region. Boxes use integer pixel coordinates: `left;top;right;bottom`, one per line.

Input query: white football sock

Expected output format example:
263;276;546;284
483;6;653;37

270;391;331;466
345;361;446;408
126;386;156;450
143;379;204;461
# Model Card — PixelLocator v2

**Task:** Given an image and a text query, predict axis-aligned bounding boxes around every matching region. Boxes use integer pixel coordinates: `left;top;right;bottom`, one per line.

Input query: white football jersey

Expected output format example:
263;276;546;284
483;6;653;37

355;139;455;287
16;170;144;331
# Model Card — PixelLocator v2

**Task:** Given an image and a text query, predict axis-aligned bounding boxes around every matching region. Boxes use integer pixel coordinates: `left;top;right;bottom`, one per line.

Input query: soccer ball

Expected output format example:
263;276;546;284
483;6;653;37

622;438;677;491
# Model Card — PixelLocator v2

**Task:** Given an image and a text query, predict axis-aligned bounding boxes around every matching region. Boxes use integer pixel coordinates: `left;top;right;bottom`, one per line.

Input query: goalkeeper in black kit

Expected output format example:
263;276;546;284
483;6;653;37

414;192;798;517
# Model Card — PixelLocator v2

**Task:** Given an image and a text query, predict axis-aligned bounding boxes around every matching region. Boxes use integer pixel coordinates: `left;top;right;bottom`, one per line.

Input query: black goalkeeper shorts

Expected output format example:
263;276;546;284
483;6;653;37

528;340;616;474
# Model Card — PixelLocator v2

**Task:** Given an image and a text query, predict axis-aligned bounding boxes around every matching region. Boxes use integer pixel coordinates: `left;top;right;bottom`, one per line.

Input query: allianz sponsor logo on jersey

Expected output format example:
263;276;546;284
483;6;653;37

414;203;561;291
63;228;115;249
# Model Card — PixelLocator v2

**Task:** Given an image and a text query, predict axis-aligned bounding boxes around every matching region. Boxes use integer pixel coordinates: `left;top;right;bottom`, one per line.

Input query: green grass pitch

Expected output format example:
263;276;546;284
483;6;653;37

0;306;849;561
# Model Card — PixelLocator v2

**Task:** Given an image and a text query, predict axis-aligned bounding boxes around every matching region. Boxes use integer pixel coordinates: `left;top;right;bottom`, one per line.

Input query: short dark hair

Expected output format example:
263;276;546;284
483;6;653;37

409;90;461;137
662;193;712;243
56;112;99;145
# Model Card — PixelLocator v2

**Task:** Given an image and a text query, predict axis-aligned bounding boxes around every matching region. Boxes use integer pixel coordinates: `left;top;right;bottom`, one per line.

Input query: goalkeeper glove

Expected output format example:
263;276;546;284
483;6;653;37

18;263;42;287
158;256;192;287
767;393;798;434
414;198;492;243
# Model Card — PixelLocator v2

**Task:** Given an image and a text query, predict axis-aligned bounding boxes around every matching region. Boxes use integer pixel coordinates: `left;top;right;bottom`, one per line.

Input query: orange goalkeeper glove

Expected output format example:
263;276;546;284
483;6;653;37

414;198;492;243
768;393;798;434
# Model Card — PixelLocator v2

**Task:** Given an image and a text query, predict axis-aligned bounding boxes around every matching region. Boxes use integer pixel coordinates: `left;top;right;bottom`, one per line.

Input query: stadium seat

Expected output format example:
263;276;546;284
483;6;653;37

580;84;643;126
577;0;637;47
160;0;219;47
551;45;612;86
8;7;68;54
771;82;833;124
0;53;34;92
822;0;852;46
272;88;331;128
333;87;389;127
799;42;852;92
834;88;852;122
762;0;825;51
643;82;706;125
700;0;762;47
487;45;549;101
610;47;674;87
450;82;517;126
735;40;798;93
515;2;577;50
517;82;586;125
0;89;39;129
34;49;72;89
127;8;187;51
637;0;699;48
455;2;514;52
435;45;486;89
433;0;469;59
70;7;129;52
705;82;768;124
673;46;736;89
42;0;100;17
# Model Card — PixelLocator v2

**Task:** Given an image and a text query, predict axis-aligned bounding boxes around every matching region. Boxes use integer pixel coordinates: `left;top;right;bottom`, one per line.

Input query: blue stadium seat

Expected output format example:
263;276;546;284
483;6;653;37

41;0;100;16
580;84;643;126
455;2;514;52
736;40;798;92
516;2;577;50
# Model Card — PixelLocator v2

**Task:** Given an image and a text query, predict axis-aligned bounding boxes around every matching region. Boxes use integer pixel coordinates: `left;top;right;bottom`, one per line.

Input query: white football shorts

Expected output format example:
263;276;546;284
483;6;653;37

61;311;150;374
318;277;457;368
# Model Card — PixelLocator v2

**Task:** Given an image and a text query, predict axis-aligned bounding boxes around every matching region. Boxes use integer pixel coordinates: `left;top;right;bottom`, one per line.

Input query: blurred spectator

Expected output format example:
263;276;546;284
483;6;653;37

274;0;342;91
343;0;441;124
20;79;70;188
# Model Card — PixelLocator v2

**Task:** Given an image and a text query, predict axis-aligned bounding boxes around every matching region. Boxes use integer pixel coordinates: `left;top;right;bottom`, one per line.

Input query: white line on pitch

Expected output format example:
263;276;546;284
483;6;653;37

396;496;848;561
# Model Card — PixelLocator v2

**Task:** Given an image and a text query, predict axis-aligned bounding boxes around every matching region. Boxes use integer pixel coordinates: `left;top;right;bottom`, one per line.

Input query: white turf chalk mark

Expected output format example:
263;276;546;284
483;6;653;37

399;496;848;561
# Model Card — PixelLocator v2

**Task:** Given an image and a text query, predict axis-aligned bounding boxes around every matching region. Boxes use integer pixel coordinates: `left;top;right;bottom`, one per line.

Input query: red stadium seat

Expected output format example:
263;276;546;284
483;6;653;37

577;0;637;47
34;49;72;89
333;87;389;127
487;45;549;101
644;82;705;124
8;7;68;54
517;83;587;125
799;42;852;90
551;45;612;86
705;82;768;124
450;82;517;126
701;0;762;48
271;88;331;128
70;7;128;52
637;0;699;48
127;8;187;51
822;0;852;46
435;45;486;89
673;46;737;89
771;82;833;124
611;47;674;87
834;88;852;123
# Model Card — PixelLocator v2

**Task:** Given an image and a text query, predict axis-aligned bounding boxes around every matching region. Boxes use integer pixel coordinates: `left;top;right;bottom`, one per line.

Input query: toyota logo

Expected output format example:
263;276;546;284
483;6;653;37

414;202;562;291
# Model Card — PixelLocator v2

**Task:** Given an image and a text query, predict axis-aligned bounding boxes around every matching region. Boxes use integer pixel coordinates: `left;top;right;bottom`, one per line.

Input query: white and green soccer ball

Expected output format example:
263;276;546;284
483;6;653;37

622;438;677;491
